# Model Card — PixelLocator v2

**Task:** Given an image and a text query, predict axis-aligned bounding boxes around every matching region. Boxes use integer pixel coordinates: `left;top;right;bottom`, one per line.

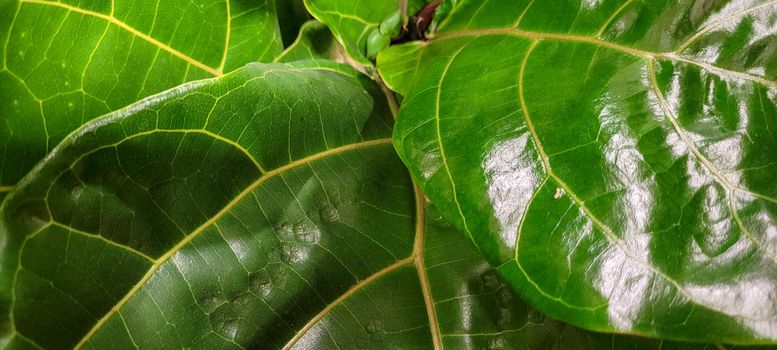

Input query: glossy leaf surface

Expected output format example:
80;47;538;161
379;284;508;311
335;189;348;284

0;0;283;196
379;0;777;344
0;61;732;350
422;204;770;350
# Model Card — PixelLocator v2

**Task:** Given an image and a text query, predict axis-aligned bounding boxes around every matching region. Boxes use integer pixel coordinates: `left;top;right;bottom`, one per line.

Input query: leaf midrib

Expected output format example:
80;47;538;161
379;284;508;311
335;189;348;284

19;0;223;76
218;0;231;72
427;28;776;89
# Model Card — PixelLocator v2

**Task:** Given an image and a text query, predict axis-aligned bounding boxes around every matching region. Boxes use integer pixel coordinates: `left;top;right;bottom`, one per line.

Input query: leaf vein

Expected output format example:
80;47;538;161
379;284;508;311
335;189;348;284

19;0;221;76
72;137;392;348
647;60;777;264
429;28;776;89
515;41;748;316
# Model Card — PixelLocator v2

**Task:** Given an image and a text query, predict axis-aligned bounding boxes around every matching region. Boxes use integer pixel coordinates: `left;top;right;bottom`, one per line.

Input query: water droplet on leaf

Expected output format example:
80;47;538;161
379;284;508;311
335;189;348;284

365;320;385;340
248;271;273;296
231;292;252;309
201;293;223;313
277;222;294;240
281;243;305;264
527;308;544;323
482;270;500;291
210;305;240;340
497;287;513;307
487;336;506;349
293;222;320;243
319;203;339;222
497;308;512;329
70;185;84;199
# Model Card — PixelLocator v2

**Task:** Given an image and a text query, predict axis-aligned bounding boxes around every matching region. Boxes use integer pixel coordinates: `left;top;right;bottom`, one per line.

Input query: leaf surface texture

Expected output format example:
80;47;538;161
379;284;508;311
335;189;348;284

379;0;777;344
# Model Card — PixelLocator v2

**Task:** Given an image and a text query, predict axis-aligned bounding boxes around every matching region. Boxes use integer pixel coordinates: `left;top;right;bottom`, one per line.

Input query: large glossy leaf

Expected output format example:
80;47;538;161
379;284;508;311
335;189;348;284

421;204;768;350
0;60;734;350
0;0;284;197
378;0;777;344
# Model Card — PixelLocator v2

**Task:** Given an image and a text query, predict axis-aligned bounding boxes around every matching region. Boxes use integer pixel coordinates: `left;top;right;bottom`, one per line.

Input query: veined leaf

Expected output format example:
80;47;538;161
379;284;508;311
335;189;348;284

0;0;284;197
0;60;399;349
0;61;726;350
379;0;777;344
422;204;768;350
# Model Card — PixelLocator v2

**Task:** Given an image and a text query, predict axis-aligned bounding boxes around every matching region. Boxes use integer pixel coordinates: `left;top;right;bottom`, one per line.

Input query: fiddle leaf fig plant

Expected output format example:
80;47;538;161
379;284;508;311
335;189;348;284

1;0;776;349
0;0;287;199
378;0;777;344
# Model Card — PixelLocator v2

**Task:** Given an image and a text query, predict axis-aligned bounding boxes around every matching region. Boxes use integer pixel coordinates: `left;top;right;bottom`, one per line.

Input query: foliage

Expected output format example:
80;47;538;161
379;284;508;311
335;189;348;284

380;0;777;344
1;0;775;349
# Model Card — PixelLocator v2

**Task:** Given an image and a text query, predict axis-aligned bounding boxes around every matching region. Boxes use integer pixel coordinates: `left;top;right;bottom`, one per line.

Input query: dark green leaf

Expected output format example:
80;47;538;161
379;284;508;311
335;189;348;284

0;0;283;195
0;61;731;350
379;0;777;344
0;60;398;349
275;0;310;47
274;20;344;63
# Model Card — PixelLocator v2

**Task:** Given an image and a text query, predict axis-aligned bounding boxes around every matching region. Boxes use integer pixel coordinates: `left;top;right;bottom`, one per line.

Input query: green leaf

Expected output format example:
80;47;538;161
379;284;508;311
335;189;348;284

303;0;427;65
275;0;310;47
0;60;396;349
422;204;768;350
0;61;725;350
378;0;777;344
274;20;344;63
0;0;284;195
